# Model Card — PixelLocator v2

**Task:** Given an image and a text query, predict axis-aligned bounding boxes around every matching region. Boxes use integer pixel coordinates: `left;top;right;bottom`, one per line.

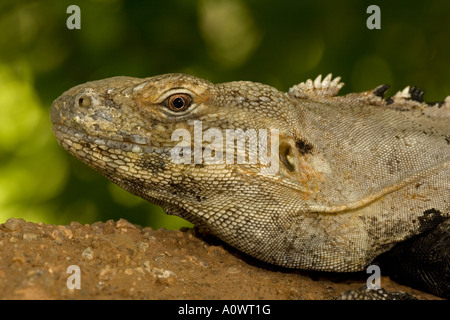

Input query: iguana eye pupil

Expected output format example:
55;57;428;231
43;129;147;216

173;97;185;108
168;94;191;111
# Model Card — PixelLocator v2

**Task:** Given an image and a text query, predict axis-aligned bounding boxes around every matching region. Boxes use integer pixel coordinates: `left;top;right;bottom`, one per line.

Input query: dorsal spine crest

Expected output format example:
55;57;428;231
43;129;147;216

288;74;344;99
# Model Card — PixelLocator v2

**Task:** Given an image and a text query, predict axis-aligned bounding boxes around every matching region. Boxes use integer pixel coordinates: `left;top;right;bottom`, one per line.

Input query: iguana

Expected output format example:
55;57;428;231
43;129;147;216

50;73;449;299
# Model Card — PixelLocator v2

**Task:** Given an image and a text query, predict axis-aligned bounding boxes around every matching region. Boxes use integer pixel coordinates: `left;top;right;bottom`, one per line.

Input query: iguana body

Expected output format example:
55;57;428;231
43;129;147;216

51;74;449;297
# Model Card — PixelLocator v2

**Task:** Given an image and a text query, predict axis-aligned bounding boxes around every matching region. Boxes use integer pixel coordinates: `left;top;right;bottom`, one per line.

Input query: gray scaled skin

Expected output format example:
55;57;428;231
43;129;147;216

50;73;449;296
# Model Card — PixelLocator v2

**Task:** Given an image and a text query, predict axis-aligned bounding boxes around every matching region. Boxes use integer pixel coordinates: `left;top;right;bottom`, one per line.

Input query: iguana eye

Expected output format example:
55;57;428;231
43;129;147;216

166;93;192;111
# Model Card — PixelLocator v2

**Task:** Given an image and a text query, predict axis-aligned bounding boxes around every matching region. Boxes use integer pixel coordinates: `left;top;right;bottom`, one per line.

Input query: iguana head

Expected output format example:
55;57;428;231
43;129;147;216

50;73;321;210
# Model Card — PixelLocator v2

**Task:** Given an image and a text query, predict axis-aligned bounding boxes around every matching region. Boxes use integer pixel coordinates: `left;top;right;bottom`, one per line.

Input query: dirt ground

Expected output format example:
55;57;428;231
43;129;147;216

0;218;441;300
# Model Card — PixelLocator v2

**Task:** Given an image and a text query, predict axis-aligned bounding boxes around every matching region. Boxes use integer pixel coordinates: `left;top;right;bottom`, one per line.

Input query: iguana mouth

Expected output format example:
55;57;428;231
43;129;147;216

52;124;169;155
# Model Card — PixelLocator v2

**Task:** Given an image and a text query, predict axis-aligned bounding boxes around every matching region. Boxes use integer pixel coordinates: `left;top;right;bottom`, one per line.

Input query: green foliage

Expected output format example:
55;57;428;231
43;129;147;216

0;0;449;228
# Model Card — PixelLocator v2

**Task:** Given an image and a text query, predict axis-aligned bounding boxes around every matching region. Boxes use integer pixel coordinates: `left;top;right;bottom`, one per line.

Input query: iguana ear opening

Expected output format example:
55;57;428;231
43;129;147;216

279;140;295;172
275;135;324;195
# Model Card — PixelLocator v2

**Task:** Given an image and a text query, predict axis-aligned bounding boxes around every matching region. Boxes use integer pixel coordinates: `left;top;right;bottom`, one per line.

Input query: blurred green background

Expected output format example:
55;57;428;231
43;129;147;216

1;0;449;229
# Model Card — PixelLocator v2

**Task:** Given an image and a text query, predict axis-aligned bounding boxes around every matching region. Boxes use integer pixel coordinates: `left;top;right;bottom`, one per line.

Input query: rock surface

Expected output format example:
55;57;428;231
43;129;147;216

0;218;441;300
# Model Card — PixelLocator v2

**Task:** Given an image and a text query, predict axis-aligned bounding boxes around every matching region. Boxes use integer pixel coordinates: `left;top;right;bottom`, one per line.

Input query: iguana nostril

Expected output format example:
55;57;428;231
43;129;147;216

78;96;91;108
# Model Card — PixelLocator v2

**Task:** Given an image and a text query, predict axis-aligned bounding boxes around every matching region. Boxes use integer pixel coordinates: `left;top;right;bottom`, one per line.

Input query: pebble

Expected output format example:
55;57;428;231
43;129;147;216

124;268;133;275
226;267;240;274
99;265;115;280
50;229;63;243
57;226;73;239
23;233;40;241
82;247;94;260
116;219;138;231
4;218;26;231
136;241;149;252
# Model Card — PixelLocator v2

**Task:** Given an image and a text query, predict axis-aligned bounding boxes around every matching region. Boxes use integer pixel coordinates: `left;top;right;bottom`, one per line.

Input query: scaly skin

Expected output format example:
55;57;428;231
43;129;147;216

51;73;449;297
